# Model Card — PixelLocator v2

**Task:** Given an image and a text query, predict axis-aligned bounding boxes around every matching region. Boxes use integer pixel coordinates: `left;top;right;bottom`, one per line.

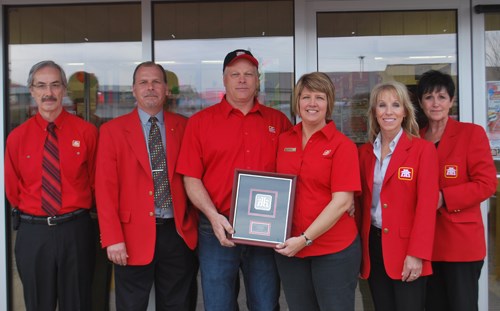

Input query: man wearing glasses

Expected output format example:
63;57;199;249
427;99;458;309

5;60;97;310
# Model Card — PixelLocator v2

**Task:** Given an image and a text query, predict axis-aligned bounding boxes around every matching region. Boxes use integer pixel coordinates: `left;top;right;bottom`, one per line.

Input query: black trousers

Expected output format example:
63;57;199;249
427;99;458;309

91;215;112;311
425;260;484;311
367;226;427;311
14;212;95;311
114;220;198;311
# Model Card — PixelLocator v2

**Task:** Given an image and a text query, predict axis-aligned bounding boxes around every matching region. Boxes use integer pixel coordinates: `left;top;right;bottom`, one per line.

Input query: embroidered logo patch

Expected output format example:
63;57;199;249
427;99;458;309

268;126;276;133
72;140;81;147
398;167;413;181
322;149;332;156
444;165;458;178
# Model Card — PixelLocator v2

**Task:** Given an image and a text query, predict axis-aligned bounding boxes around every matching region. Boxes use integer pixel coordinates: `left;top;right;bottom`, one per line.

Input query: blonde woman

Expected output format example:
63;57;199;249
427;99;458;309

357;81;439;311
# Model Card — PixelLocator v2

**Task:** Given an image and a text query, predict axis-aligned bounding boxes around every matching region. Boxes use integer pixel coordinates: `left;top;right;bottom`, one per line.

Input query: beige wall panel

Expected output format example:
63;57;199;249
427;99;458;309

20;7;43;43
175;3;198;39
222;3;245;38
62;6;86;43
357;12;380;36
199;4;222;39
380;12;404;36
403;11;426;35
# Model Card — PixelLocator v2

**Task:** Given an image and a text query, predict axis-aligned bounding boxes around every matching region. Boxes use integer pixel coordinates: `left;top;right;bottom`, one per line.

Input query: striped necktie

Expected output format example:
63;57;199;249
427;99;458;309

148;117;172;210
41;122;62;216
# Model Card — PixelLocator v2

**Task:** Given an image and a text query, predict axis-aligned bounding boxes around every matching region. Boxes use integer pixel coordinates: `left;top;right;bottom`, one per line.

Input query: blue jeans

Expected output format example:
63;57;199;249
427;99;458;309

198;214;280;311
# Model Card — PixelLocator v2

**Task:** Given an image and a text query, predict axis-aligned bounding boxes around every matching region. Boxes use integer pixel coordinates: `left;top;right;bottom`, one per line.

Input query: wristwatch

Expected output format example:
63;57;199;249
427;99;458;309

301;232;313;246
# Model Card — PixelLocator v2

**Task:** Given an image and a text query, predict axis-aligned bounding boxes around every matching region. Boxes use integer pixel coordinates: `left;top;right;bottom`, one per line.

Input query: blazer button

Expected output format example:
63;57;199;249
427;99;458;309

383;228;389;234
149;212;154;217
149;191;153;196
383;204;388;208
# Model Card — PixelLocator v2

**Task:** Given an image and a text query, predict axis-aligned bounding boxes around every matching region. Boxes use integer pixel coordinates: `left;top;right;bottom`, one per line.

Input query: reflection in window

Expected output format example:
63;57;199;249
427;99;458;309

317;10;457;144
486;13;500;158
7;4;141;131
6;4;141;310
485;12;500;311
153;1;294;119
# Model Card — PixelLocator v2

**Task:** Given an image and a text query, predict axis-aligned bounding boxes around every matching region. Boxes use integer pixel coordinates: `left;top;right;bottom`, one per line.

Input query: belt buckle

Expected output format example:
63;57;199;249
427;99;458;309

47;216;57;226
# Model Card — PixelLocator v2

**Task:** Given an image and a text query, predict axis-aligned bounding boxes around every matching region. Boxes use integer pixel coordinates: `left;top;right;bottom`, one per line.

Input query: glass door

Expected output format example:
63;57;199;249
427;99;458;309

316;10;458;143
483;8;500;309
313;7;458;311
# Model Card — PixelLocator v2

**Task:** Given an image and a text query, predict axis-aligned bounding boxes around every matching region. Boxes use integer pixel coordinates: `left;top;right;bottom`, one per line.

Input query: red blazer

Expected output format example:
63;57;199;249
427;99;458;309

420;118;497;262
96;109;198;265
357;133;439;280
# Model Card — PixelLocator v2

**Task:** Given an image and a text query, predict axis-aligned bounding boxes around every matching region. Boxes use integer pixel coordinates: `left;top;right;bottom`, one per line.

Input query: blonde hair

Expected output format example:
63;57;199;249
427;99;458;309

367;81;419;142
293;72;335;120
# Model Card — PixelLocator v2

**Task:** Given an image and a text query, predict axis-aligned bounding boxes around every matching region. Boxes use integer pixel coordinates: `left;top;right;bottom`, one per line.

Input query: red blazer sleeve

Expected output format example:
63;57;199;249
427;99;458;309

441;123;497;211
96;122;125;248
422;118;497;261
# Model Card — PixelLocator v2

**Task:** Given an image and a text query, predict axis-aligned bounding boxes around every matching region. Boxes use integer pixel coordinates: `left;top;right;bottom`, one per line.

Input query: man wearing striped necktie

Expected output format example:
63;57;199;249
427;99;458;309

5;60;98;311
96;62;198;311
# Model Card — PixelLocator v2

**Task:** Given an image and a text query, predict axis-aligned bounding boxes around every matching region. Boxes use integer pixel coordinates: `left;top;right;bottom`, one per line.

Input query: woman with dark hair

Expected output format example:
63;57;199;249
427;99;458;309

417;70;497;311
357;81;439;311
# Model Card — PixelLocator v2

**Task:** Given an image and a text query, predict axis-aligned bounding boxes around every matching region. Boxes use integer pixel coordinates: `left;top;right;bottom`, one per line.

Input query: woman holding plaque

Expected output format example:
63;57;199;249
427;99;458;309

274;72;362;311
357;81;439;311
416;70;497;311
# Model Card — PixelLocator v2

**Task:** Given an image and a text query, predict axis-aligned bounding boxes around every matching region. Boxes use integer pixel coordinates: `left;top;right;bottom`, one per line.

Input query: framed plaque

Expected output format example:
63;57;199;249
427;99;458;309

229;169;296;247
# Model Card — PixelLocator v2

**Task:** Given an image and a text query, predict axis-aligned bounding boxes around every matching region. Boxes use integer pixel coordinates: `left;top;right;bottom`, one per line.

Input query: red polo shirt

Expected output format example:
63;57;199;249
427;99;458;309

5;110;98;216
177;97;292;216
276;121;360;257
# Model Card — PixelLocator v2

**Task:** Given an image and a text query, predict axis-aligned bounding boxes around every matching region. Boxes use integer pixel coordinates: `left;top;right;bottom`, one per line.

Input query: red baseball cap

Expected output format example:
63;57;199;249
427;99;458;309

223;49;259;72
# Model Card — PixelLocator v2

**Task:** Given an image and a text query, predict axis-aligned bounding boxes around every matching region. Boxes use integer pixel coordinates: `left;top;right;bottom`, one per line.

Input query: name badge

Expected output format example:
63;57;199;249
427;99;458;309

284;147;296;152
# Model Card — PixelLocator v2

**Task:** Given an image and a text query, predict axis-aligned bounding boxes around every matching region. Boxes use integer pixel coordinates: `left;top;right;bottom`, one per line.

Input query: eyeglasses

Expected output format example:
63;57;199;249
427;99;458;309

31;83;64;91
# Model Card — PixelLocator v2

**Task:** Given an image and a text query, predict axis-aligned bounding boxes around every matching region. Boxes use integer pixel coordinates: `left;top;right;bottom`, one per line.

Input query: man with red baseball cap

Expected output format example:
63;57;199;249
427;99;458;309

177;49;292;310
222;49;259;72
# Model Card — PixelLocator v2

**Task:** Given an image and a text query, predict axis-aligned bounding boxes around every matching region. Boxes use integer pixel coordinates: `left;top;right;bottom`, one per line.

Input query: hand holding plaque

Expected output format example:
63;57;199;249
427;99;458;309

228;169;296;247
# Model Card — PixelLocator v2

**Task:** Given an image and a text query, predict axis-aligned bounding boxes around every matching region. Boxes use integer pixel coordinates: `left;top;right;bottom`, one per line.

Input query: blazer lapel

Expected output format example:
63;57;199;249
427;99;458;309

124;109;152;177
436;117;459;160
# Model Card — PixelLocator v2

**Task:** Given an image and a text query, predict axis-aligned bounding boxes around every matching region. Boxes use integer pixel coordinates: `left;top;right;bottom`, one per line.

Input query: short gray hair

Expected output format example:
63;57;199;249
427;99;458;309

27;60;68;88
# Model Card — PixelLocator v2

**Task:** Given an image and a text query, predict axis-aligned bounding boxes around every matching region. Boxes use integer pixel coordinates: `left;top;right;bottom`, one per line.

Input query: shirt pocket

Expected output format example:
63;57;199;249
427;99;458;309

19;150;42;184
61;144;88;181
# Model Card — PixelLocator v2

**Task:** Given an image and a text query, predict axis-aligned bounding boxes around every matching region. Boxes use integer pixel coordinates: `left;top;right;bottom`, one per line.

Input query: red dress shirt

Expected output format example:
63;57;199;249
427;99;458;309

276;122;361;258
5;110;98;216
177;97;292;216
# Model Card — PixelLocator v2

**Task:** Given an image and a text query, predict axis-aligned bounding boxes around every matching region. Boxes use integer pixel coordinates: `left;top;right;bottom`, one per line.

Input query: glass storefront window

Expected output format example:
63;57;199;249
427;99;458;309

484;11;500;309
153;1;294;119
7;4;142;131
6;4;141;310
317;10;458;144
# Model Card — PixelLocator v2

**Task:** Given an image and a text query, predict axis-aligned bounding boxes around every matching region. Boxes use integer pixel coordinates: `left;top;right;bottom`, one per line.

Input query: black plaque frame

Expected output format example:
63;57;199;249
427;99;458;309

229;169;296;247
